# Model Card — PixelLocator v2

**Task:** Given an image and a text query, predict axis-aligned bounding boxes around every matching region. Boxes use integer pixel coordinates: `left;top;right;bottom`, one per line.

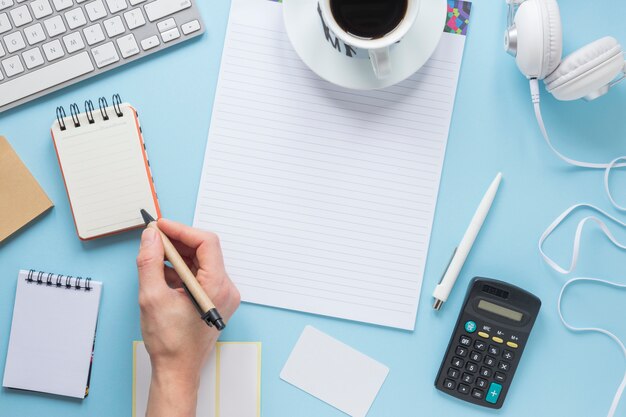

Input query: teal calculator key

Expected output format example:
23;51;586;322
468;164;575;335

464;320;477;333
485;382;502;404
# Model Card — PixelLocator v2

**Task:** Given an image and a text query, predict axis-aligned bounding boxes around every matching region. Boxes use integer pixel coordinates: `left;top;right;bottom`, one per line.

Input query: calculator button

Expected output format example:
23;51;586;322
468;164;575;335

472;388;485;399
465;362;478;373
464;320;477;333
479;367;492;378
486;382;502;404
451;357;464;368
498;361;510;372
475;378;488;389
473;340;487;351
478;331;490;339
443;379;456;390
494;372;507;383
507;341;519;349
461;373;474;384
447;368;460;379
483;356;496;367
492;336;504;344
488;345;500;356
470;351;482;362
455;346;468;357
460;336;472;346
502;350;514;360
457;383;470;395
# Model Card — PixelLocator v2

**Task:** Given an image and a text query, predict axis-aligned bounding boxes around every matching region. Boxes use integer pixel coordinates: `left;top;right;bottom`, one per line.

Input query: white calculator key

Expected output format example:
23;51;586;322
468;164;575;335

31;0;53;19
0;13;10;34
63;31;85;53
91;41;119;68
52;0;73;12
4;31;25;53
181;19;200;35
2;55;24;76
128;0;144;4
44;15;66;37
144;0;190;22
0;42;5;57
157;17;175;33
116;33;138;58
24;23;46;45
65;8;87;29
22;47;44;69
83;23;105;45
0;0;13;12
160;27;179;43
85;0;107;21
42;39;64;60
10;5;32;27
103;15;124;37
140;35;158;51
105;0;127;13
123;8;145;30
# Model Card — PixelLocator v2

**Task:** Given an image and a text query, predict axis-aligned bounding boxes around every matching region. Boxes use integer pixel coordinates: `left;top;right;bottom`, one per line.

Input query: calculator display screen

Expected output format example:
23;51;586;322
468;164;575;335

478;299;523;322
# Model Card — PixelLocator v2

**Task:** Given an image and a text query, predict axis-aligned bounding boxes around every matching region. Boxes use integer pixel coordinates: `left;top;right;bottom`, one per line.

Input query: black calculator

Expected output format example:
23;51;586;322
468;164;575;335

434;277;541;409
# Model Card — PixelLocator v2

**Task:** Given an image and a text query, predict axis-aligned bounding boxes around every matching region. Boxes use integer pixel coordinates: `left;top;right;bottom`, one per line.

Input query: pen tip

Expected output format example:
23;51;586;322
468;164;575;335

140;209;155;225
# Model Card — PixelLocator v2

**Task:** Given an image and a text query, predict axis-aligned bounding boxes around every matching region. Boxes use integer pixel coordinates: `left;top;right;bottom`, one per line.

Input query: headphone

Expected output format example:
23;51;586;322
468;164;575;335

504;0;626;210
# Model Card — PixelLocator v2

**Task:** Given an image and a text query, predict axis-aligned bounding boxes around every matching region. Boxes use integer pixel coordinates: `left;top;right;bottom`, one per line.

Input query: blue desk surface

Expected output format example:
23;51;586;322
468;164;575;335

2;1;626;416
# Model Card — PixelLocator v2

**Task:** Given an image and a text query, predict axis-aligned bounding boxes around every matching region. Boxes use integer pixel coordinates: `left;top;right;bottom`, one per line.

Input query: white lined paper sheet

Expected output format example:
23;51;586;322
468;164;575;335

193;0;468;330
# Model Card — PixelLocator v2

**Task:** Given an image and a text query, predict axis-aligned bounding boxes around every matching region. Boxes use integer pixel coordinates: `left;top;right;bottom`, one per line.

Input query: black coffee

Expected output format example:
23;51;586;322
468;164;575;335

330;0;408;39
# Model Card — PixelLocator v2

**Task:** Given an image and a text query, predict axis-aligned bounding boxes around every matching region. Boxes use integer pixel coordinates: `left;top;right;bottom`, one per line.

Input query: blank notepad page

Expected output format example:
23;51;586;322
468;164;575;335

194;0;468;330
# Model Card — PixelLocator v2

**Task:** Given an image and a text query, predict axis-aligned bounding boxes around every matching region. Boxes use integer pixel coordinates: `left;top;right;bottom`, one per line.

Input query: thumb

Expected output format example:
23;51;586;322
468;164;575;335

136;228;167;295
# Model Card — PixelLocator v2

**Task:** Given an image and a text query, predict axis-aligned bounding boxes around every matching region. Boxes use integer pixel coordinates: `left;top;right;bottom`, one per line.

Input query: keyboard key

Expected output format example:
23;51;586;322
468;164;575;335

488;345;500;356
4;32;26;53
65;8;87;29
475;377;488;389
181;19;200;35
455;346;467;357
31;0;53;19
461;372;474;384
103;15;124;37
473;340;486;351
447;368;459;379
507;340;519;349
42;39;64;60
443;379;456;390
477;331;490;339
494;372;506;383
502;350;514;360
144;0;191;22
469;351;482;362
22;47;44;69
44;15;66;37
0;52;94;107
485;382;502;405
0;42;5;57
471;388;484;399
63;31;85;53
492;336;504;344
459;336;471;346
91;41;119;67
0;0;13;11
0;70;3;81
129;0;144;4
465;362;478;373
24;23;46;45
451;357;464;368
105;0;127;13
498;361;510;372
0;13;10;34
2;55;24;76
457;383;470;395
123;8;145;29
483;355;496;367
83;23;105;45
479;367;492;378
140;34;159;50
157;17;175;33
116;33;138;58
10;5;32;27
85;0;107;21
160;27;179;43
52;0;73;11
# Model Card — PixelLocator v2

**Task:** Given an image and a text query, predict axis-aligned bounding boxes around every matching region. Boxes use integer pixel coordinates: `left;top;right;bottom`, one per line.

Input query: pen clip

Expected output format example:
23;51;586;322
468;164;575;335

438;247;458;284
182;282;214;327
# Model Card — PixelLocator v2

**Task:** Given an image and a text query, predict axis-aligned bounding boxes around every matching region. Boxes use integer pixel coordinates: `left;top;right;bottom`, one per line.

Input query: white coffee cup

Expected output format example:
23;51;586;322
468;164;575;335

317;0;420;79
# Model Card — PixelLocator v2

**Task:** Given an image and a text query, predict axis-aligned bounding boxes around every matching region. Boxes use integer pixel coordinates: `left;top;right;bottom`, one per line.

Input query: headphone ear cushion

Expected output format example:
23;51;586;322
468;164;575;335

545;37;624;100
514;0;562;79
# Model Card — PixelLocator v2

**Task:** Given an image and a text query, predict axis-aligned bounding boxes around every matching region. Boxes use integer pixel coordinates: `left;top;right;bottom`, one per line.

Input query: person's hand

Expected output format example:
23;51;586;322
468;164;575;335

136;219;240;417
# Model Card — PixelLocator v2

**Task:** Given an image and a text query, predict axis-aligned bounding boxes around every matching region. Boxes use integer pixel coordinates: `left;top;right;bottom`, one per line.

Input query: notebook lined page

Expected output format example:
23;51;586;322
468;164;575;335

194;0;467;330
51;104;158;239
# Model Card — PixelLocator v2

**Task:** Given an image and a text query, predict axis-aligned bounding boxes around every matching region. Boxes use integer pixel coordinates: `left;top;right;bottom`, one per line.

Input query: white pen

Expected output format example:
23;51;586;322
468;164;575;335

432;172;503;310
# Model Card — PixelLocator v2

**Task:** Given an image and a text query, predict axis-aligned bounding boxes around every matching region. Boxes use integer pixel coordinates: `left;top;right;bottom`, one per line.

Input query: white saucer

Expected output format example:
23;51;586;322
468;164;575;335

283;0;447;90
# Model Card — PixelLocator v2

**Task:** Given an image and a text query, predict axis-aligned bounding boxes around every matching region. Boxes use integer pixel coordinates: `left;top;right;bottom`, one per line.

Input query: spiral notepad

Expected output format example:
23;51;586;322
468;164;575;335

51;95;160;240
3;270;103;399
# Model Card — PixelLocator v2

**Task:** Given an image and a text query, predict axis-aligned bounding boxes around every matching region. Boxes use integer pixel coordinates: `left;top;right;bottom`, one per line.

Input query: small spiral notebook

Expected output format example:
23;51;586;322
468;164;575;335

51;95;160;240
3;270;103;399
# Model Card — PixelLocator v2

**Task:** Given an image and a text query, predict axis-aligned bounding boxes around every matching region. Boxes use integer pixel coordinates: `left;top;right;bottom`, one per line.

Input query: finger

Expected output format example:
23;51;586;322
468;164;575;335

136;228;169;297
158;219;225;269
164;266;183;289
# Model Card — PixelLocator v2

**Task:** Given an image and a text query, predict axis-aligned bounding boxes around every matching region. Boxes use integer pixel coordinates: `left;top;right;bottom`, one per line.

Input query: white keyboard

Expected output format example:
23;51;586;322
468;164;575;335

0;0;204;112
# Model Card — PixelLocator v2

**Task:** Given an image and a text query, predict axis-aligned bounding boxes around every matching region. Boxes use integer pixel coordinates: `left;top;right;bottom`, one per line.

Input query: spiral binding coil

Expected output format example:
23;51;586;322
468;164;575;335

26;269;92;291
55;94;125;129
